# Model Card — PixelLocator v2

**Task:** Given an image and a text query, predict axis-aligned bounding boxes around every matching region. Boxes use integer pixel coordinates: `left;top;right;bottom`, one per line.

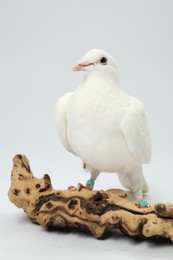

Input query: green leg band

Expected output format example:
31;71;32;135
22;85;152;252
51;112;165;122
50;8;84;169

138;200;148;207
86;179;95;186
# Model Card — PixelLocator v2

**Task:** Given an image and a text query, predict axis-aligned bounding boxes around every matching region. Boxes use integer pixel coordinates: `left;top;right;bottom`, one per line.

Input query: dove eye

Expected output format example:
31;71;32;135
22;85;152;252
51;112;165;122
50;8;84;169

99;57;107;65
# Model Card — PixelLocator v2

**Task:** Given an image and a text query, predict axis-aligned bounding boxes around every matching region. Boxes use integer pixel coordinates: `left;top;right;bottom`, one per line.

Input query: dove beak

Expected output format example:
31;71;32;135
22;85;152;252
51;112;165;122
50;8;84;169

72;60;94;71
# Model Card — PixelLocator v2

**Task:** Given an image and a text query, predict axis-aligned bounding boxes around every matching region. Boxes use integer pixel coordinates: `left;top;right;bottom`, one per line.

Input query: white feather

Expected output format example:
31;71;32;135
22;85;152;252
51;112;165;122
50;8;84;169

55;49;152;201
55;92;75;155
122;98;151;164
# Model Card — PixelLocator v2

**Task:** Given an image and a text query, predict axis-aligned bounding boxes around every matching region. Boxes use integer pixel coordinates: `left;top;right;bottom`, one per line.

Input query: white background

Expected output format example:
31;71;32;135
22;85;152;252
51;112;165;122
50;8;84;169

1;0;173;259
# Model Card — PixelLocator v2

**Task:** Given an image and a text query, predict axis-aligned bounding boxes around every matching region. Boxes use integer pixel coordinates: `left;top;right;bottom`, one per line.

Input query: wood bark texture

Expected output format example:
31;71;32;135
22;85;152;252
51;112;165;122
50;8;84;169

8;154;173;242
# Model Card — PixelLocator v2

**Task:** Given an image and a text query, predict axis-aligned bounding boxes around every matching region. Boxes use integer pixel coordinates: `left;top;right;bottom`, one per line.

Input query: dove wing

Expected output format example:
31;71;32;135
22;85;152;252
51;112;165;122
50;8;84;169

55;92;76;155
122;98;151;164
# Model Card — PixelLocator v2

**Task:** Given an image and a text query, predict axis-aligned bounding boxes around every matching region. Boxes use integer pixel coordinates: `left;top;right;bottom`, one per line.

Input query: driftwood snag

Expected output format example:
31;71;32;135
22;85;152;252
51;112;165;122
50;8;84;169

8;154;173;242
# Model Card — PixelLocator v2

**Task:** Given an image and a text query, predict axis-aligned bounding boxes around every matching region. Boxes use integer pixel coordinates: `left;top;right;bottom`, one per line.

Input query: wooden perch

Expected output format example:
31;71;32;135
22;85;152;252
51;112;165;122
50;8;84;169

8;154;173;242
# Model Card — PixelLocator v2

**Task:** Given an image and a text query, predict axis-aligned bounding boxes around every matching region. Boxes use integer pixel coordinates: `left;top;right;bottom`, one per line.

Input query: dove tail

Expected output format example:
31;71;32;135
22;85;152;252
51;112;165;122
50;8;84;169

142;178;149;193
117;167;149;194
117;173;131;190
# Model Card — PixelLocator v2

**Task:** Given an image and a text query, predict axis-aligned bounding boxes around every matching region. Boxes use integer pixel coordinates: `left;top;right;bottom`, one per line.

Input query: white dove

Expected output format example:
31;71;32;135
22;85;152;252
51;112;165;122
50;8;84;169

55;49;151;206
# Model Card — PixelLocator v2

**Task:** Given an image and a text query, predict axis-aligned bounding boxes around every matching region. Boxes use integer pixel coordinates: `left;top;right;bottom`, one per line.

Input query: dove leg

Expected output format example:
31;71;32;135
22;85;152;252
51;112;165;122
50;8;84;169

90;169;100;182
129;167;144;201
118;167;148;207
76;169;100;191
84;169;100;190
117;173;131;190
129;167;149;207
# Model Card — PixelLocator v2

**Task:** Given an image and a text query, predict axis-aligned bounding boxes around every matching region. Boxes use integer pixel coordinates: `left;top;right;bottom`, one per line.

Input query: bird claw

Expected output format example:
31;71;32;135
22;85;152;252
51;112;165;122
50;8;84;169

68;185;77;191
77;183;93;191
68;183;93;191
77;183;84;191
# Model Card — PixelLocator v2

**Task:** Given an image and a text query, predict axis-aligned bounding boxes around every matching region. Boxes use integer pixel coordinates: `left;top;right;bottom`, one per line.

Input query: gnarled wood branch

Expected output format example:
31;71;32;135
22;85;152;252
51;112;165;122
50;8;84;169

8;154;173;242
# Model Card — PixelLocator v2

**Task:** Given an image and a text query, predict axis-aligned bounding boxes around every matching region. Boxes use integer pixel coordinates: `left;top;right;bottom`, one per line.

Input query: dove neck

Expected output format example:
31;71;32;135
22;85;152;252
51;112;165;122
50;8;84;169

83;69;121;89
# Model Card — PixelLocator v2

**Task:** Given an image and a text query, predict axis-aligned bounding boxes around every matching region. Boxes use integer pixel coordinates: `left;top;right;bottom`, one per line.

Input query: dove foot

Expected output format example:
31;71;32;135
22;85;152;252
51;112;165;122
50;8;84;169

77;179;95;191
68;180;95;191
77;183;93;191
68;185;77;191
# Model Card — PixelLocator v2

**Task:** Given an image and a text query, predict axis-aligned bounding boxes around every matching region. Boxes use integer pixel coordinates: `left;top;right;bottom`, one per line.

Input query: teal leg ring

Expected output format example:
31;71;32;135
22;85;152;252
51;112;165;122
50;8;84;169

86;179;95;186
138;200;148;207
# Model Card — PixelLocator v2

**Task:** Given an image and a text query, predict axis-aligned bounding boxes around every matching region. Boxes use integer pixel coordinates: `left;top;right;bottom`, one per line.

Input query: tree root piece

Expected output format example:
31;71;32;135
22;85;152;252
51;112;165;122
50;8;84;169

8;154;173;242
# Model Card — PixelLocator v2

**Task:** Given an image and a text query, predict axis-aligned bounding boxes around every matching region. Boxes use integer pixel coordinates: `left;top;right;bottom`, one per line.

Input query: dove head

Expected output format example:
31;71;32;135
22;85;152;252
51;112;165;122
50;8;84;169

73;49;120;83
